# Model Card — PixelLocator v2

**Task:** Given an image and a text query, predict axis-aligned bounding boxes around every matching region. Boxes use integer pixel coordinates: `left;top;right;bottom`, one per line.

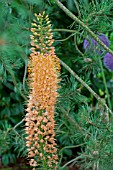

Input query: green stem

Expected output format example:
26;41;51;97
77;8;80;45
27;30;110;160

74;34;84;56
73;0;81;18
55;33;76;42
39;110;48;170
98;56;112;110
23;59;28;94
13;118;25;130
11;73;27;100
40;140;47;170
53;28;77;33
62;155;82;168
59;143;85;165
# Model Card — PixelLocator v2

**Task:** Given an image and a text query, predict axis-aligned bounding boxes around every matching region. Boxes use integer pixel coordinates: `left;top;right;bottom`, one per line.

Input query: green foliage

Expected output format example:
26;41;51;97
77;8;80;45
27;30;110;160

0;0;113;170
0;125;16;166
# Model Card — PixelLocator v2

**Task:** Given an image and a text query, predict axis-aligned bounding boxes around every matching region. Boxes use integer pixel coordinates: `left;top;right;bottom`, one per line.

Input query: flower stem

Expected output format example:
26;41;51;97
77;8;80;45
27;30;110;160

53;29;77;33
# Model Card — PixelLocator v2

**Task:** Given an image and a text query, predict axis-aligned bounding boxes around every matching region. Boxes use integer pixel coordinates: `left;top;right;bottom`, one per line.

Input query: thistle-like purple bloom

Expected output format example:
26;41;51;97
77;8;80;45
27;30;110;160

103;53;113;71
83;34;110;55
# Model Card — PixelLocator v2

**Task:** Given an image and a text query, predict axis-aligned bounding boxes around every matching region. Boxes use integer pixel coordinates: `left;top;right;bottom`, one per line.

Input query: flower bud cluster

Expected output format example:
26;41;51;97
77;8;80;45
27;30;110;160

25;12;60;170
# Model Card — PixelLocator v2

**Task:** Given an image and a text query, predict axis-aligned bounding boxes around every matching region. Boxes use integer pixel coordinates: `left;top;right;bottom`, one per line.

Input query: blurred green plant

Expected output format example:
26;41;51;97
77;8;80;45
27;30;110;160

0;0;113;170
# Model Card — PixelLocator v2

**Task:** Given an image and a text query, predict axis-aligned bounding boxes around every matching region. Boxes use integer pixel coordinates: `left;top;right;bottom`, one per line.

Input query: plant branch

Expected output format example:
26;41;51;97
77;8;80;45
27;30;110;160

11;72;27;100
62;155;82;168
13;118;25;130
53;29;77;33
23;59;28;94
60;59;113;116
55;33;76;42
74;34;84;56
73;0;81;18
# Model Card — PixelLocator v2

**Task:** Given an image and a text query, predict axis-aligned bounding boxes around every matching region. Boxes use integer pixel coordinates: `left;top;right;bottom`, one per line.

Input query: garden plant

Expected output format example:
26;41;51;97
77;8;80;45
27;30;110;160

0;0;113;170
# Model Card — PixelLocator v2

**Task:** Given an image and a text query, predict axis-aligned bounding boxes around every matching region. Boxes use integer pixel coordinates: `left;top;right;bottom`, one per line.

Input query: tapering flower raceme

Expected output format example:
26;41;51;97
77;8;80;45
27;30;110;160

83;33;109;55
25;12;60;170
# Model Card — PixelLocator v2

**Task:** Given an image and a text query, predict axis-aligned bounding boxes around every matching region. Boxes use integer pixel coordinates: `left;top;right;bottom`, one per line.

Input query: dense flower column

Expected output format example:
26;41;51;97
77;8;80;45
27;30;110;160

25;12;60;170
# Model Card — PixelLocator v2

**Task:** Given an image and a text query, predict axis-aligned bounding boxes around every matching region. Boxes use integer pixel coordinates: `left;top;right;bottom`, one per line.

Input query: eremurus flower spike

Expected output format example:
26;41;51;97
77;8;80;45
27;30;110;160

25;11;60;170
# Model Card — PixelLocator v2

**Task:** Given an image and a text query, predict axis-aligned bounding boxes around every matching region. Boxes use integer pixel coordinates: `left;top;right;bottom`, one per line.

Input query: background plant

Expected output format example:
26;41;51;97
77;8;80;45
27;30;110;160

0;0;113;170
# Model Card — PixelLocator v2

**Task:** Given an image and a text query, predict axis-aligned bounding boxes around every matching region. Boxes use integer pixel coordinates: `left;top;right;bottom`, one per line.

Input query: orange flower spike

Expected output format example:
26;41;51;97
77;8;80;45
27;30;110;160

25;11;60;170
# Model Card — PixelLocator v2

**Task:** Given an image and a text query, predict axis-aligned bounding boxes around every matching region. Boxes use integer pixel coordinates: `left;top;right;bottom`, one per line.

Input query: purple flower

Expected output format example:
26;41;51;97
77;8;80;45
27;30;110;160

83;34;109;55
103;53;113;71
